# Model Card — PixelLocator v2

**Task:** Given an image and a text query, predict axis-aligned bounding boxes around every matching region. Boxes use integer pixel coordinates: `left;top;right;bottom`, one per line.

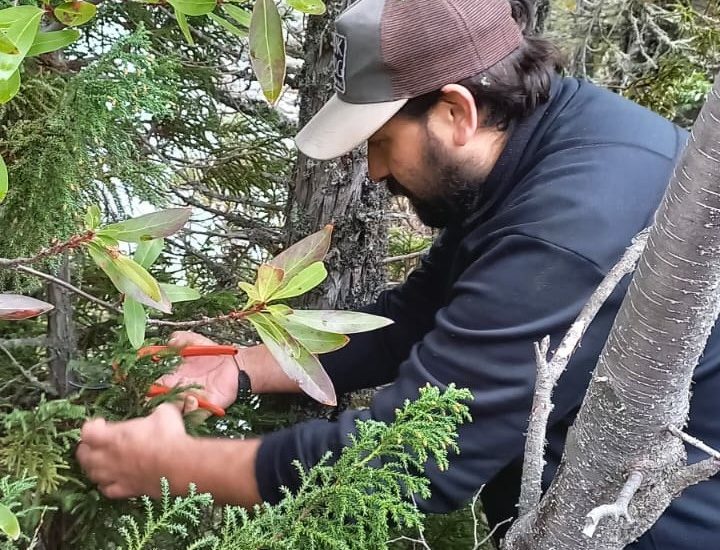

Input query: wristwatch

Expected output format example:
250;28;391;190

233;354;253;398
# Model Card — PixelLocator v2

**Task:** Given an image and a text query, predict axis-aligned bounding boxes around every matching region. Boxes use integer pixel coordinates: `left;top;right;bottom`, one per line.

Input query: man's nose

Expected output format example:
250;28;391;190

367;148;390;183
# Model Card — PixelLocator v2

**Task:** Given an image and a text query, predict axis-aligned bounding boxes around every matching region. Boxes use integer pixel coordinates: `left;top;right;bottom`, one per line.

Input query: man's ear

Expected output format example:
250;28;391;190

439;84;479;146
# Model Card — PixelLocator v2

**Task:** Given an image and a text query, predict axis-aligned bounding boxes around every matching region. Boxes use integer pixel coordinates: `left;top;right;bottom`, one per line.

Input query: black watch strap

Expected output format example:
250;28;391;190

235;359;253;399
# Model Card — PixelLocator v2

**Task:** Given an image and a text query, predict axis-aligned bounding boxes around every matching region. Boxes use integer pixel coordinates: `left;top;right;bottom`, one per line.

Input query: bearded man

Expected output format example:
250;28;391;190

77;0;720;547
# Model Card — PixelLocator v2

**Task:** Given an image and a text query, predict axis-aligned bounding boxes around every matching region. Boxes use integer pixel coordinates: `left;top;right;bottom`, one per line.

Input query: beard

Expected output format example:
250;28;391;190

385;133;485;229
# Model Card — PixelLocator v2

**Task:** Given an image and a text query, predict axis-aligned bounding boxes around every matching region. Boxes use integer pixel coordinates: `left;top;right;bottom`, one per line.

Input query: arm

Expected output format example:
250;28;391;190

166;227;454;401
253;235;619;511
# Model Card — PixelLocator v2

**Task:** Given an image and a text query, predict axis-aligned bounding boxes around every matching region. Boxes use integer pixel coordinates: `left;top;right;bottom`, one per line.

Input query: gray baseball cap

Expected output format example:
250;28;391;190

295;0;523;161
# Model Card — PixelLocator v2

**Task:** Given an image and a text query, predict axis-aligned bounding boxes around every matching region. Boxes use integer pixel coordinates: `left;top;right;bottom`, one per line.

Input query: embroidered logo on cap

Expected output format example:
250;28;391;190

333;32;347;94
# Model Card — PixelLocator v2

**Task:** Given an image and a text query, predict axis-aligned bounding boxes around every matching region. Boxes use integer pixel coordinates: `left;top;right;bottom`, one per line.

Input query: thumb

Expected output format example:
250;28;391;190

183;395;199;414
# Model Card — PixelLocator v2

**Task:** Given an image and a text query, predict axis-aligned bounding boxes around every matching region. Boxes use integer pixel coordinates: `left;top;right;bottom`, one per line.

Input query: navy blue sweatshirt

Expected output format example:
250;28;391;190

256;76;720;549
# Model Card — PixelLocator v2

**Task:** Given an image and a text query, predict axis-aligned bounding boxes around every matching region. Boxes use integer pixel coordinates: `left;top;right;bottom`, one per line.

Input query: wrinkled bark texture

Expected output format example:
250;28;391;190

46;255;75;397
277;0;387;418
287;0;387;312
505;75;720;549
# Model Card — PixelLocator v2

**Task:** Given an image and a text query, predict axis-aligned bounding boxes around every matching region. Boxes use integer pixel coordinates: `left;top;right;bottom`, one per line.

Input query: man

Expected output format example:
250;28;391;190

76;0;720;547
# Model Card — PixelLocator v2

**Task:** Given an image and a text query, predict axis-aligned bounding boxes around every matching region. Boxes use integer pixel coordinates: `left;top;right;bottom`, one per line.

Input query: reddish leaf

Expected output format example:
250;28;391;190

269;225;332;283
0;294;54;320
249;312;336;405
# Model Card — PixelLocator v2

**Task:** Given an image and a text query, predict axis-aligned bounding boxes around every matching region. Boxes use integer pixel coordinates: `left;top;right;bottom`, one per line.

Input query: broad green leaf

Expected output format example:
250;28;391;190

256;264;284;301
0;293;54;320
0;6;42;81
0;153;7;204
0;503;19;540
133;238;163;269
208;12;248;38
27;29;80;56
169;0;217;16
123;298;147;350
270;261;327;301
0;68;19;104
159;283;201;303
87;243;172;313
249;313;336;405
286;0;326;15
269;225;332;283
239;281;261;303
266;303;292;318
84;204;101;230
288;310;394;334
249;0;285;103
99;208;192;243
175;10;194;45
277;317;348;353
114;255;162;302
222;3;251;27
53;1;97;27
92;234;119;248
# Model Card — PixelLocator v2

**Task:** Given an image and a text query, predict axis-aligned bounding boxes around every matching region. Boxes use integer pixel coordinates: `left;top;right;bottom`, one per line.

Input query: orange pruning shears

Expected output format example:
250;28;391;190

139;344;238;417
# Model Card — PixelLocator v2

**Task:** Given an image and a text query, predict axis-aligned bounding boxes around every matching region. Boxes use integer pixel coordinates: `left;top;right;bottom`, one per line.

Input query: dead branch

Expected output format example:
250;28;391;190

583;471;644;537
518;229;650;514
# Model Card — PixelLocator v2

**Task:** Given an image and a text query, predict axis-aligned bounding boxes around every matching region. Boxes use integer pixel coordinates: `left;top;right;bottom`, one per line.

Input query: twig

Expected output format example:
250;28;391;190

13;265;123;315
668;425;720;460
0;344;57;396
0;231;94;268
0;336;48;349
7;261;259;329
518;336;552;515
382;249;430;265
385;535;431;549
149;308;260;328
583;471;644;538
669;457;720;495
474;517;513;549
518;229;650;515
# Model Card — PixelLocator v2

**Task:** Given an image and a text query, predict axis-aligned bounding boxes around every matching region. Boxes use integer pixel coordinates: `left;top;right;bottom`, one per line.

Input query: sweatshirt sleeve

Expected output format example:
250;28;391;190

256;234;620;512
319;228;456;394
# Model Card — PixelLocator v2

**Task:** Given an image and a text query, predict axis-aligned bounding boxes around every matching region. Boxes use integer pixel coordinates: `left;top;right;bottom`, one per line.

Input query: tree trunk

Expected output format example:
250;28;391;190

505;74;720;549
46;255;76;397
271;0;387;419
287;0;387;312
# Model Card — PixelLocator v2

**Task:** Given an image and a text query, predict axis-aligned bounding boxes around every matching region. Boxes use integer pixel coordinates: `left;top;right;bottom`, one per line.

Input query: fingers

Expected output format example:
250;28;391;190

80;418;109;447
168;331;217;348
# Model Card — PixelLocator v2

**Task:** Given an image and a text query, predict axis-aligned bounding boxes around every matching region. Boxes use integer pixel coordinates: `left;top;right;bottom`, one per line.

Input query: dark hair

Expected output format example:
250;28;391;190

399;0;564;130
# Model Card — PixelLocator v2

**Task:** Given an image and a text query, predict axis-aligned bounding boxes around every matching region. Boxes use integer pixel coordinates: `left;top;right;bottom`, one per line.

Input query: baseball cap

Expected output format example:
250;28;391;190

295;0;523;161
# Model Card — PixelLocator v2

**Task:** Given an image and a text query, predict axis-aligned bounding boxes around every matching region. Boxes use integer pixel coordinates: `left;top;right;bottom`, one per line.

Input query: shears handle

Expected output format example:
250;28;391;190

138;345;237;359
147;384;226;417
139;344;237;417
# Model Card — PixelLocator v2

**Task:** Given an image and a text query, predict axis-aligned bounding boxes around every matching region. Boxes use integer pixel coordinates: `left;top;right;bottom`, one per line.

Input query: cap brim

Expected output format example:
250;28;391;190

295;94;408;161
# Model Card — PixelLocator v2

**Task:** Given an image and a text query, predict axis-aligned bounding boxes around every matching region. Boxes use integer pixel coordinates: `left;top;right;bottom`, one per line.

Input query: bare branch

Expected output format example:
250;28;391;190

0;344;57;396
0;337;48;349
475;518;513;550
547;229;649;381
519;336;552;515
583;471;644;538
516;230;650;516
13;265;123;315
669;457;720;496
668;425;720;460
0;231;94;268
383;249;430;265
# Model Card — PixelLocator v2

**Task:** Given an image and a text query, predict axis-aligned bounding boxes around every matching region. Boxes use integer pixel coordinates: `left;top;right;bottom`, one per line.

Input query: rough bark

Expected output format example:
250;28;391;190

272;0;387;418
505;74;720;549
46;256;76;397
287;0;387;312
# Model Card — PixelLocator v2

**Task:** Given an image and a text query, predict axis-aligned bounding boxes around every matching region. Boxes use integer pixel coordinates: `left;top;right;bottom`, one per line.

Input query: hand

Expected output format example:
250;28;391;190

76;404;189;499
157;331;242;414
